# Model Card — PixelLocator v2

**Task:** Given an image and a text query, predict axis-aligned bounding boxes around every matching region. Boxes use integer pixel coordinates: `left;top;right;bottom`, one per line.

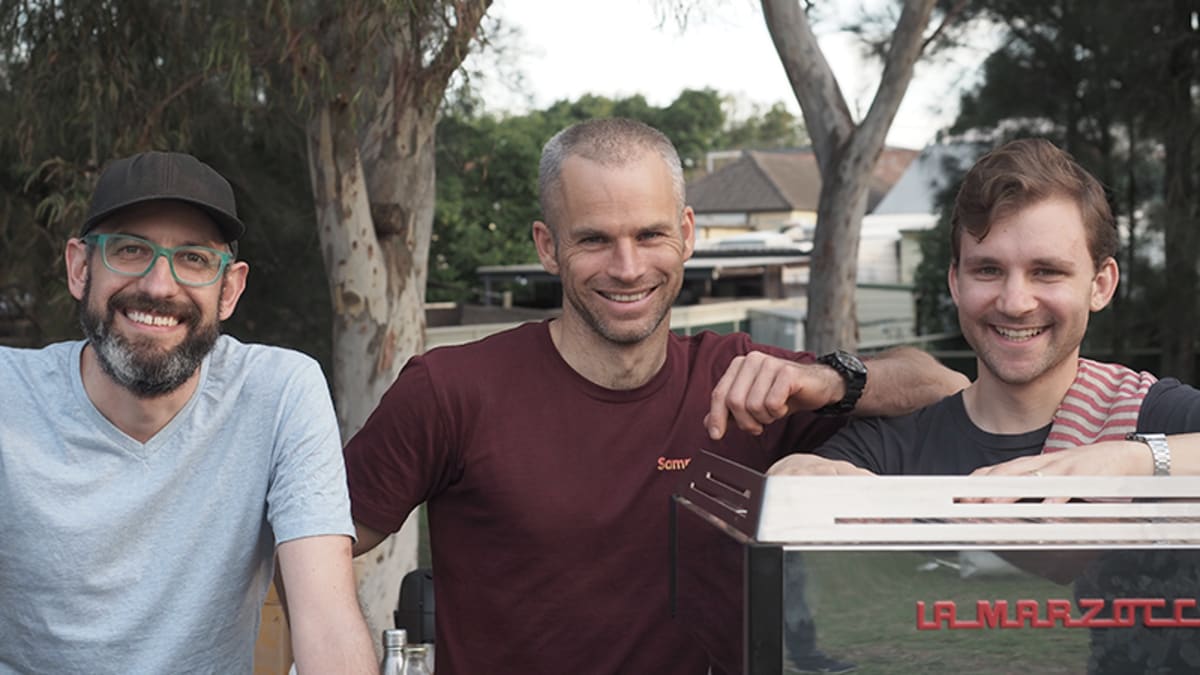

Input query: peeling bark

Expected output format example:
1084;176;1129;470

301;0;492;646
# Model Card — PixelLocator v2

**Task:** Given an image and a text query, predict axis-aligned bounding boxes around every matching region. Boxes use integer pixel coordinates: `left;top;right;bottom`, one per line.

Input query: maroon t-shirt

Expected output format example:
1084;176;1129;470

345;321;841;674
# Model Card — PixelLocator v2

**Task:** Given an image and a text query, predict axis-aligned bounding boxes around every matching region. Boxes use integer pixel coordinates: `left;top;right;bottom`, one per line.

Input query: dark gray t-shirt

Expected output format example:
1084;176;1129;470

815;378;1199;474
813;377;1200;673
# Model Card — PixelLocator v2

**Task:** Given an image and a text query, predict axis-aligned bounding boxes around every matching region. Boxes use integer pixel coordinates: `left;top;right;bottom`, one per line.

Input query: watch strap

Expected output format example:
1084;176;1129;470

814;350;866;416
1125;432;1170;476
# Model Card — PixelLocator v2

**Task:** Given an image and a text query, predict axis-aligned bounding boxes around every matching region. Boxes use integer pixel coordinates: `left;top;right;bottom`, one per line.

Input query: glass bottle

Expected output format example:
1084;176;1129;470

399;644;432;675
380;628;407;675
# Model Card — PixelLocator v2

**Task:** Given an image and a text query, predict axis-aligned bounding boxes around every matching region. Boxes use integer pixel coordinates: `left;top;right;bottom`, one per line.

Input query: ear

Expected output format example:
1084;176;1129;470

65;238;91;301
947;262;961;307
680;206;696;261
1090;256;1119;312
532;221;560;275
217;260;250;321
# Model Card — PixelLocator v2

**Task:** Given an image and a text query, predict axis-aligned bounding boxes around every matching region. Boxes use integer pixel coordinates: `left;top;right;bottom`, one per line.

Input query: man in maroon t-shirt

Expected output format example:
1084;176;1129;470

344;118;968;674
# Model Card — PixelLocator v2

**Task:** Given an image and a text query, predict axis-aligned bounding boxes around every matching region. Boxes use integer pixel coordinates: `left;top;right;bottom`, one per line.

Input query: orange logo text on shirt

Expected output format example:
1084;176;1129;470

657;456;692;471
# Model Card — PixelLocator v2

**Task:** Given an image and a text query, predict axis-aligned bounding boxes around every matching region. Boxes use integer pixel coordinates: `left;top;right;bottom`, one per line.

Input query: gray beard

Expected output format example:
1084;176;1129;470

79;277;221;398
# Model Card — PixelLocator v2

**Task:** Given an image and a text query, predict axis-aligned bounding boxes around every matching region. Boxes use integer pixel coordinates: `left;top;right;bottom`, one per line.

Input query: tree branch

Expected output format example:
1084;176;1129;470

921;0;967;52
855;0;937;161
761;0;854;172
136;71;212;148
419;0;492;104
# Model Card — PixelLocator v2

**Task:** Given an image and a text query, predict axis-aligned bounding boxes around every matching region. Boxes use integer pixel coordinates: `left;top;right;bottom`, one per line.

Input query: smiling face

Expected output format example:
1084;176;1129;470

532;152;694;348
949;196;1118;390
66;201;248;397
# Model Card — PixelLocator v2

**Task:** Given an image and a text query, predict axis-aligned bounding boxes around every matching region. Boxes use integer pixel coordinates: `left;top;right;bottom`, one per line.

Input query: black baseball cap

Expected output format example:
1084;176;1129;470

80;151;246;243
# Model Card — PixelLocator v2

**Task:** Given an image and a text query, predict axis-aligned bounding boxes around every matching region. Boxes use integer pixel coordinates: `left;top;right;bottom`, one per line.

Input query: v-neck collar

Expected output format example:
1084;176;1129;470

70;340;210;460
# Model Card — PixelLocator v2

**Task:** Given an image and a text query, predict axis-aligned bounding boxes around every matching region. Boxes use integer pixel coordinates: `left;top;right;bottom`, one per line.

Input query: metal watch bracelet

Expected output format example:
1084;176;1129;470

1125;432;1171;476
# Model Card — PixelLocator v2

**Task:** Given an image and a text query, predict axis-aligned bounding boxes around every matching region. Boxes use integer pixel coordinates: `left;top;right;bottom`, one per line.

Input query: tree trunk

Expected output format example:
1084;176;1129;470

762;0;937;354
1111;115;1138;365
299;0;490;649
306;90;435;647
303;0;490;637
1159;0;1199;380
807;157;870;350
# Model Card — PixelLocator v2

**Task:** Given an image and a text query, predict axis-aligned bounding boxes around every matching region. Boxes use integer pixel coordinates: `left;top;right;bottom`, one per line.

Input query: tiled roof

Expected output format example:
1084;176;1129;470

687;147;920;214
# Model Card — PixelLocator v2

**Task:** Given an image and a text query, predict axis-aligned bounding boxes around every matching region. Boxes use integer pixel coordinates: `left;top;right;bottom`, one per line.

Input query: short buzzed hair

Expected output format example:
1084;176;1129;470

951;138;1117;269
538;118;685;234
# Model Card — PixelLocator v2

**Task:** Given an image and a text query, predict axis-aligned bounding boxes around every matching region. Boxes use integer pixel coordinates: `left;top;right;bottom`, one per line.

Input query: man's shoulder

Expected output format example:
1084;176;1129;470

0;339;80;356
670;330;813;362
1138;377;1200;430
913;391;964;419
671;329;747;349
854;392;962;433
210;334;318;366
420;321;547;367
818;393;966;473
205;336;325;391
199;338;337;440
1146;376;1189;398
0;340;80;377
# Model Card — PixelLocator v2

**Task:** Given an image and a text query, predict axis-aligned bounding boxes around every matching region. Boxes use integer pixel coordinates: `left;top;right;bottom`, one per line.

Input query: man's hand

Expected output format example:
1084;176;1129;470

768;454;877;476
973;432;1200;483
969;441;1151;479
705;352;843;439
705;347;968;440
963;442;1150;504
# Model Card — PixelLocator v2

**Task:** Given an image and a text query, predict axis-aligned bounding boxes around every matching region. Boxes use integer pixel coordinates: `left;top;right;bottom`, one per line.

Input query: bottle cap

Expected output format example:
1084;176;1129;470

383;628;408;649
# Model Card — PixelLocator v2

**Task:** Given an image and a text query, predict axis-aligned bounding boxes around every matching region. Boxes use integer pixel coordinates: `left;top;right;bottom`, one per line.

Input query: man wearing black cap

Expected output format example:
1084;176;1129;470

0;152;376;673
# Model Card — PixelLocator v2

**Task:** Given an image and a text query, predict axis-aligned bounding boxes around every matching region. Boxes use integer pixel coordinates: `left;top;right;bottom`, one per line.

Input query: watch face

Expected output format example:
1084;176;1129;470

835;351;867;375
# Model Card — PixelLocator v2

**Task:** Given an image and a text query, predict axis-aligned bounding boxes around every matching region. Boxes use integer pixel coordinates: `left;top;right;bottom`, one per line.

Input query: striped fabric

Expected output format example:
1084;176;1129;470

1043;358;1157;453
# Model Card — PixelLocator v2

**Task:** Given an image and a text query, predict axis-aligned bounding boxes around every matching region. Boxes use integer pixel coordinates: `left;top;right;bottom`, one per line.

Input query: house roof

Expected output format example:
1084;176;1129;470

687;147;920;215
872;141;988;216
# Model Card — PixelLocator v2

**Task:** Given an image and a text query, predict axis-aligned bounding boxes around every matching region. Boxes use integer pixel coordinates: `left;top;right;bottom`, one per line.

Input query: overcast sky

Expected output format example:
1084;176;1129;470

467;1;996;150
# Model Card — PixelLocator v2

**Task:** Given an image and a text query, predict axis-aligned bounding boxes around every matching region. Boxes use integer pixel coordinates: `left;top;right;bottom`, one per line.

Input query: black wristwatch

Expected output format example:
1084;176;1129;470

814;350;867;416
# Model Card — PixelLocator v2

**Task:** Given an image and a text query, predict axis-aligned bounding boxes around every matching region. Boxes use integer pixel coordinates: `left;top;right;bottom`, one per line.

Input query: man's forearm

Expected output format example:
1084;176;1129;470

1160;432;1200;475
278;536;377;675
856;347;969;416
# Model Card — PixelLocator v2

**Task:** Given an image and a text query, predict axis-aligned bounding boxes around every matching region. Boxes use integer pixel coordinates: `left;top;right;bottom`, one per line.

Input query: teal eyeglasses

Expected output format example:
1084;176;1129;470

83;233;232;287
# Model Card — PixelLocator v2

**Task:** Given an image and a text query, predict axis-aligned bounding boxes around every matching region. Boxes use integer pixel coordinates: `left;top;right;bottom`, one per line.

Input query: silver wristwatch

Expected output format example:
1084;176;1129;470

1125;432;1171;476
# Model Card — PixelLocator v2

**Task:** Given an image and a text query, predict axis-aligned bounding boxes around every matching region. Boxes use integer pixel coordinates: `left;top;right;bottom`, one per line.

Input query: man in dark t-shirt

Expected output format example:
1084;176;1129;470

773;138;1200;480
772;138;1200;674
808;377;1200;476
342;118;969;675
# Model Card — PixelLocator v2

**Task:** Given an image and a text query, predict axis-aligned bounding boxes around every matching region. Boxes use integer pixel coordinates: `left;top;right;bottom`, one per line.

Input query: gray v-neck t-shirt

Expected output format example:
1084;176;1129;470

0;336;354;674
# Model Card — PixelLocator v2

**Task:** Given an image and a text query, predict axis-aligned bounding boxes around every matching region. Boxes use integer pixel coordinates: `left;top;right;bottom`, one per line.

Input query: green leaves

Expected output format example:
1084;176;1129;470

429;89;808;303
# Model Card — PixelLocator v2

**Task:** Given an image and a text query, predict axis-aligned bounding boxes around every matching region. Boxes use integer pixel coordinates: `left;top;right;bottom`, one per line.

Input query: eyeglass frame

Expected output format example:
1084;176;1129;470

82;232;234;287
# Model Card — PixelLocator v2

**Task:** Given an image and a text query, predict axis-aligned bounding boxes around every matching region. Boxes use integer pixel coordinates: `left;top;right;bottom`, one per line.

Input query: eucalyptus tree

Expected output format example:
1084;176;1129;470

0;0;493;639
761;0;966;353
266;0;493;639
0;0;260;344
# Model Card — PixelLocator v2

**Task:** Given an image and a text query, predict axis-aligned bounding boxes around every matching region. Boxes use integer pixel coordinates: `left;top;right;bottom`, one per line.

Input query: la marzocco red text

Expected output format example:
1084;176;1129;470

916;598;1200;630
